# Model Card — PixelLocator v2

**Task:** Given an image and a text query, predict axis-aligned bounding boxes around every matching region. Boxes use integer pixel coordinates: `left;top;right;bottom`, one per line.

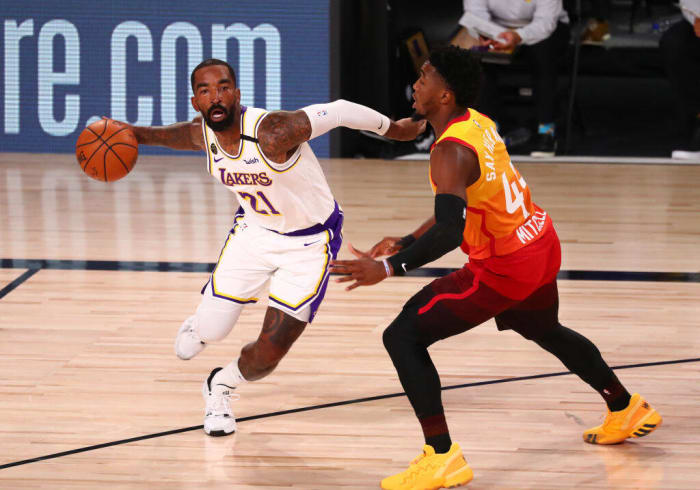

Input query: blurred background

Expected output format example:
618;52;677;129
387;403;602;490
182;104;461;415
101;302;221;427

0;0;695;159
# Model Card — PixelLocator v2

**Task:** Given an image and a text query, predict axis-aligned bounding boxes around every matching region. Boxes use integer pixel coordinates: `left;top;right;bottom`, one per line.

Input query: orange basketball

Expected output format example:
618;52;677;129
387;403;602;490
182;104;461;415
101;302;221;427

76;119;138;182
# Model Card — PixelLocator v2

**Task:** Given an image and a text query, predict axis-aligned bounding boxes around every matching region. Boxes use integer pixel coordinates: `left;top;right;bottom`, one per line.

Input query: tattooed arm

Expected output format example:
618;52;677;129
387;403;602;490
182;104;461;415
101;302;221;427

257;99;426;163
256;110;312;162
113;116;204;151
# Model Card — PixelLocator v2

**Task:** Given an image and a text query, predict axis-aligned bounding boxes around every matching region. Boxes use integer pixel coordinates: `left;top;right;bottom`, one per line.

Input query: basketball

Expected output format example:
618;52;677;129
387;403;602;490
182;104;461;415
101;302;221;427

75;119;138;182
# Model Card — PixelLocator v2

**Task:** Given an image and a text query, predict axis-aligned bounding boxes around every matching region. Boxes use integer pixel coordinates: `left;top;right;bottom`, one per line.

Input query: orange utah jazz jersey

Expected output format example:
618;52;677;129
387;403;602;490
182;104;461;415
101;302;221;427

430;109;552;260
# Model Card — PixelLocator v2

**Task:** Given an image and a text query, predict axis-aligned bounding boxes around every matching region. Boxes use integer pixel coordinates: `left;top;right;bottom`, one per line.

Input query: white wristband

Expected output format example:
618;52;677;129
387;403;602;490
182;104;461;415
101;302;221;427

382;259;392;278
302;99;391;140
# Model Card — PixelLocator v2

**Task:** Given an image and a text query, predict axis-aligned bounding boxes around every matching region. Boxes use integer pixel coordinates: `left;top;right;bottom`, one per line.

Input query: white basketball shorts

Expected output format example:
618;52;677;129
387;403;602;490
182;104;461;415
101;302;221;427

201;204;343;322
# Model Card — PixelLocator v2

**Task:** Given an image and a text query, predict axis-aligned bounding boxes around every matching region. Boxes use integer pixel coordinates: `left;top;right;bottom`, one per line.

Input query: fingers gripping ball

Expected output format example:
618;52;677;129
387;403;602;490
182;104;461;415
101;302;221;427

76;119;138;182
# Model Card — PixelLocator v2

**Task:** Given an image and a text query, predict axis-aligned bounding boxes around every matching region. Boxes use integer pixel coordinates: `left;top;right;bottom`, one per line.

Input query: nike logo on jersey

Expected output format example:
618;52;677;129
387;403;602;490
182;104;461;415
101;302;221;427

378;119;383;130
401;263;408;272
304;240;320;246
213;156;223;163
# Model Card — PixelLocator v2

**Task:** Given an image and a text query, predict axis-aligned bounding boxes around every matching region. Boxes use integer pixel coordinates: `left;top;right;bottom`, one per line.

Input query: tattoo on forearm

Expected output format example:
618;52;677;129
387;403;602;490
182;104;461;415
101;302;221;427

134;122;201;150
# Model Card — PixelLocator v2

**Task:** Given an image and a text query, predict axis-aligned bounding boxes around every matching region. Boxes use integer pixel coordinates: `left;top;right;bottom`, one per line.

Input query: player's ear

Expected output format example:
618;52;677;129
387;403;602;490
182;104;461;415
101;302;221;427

234;87;241;104
191;96;200;113
440;89;453;106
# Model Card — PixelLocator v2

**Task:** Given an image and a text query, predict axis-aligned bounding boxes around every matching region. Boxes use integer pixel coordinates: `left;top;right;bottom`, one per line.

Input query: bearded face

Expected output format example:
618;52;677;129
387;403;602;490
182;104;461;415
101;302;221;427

204;102;236;131
190;64;240;132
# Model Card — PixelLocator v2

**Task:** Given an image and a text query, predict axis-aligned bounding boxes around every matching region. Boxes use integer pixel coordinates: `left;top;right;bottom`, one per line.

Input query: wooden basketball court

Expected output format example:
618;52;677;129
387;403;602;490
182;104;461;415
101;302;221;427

1;153;699;489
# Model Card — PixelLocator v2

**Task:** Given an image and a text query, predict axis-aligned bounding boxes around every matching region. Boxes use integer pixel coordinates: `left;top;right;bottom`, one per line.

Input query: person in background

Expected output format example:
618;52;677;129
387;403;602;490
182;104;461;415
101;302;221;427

581;0;612;45
660;0;700;160
460;0;570;157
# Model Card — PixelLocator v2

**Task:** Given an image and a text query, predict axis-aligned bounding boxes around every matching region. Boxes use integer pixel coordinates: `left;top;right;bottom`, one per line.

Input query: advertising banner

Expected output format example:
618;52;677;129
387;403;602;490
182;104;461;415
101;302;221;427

1;0;330;156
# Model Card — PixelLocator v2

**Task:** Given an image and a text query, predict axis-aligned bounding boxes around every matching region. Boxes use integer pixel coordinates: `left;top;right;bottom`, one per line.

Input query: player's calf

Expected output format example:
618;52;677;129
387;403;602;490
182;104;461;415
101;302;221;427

238;307;307;381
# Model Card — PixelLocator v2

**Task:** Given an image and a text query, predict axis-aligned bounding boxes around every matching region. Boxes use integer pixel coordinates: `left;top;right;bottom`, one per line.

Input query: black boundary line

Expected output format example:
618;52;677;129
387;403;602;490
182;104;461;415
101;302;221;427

0;268;40;300
1;259;699;283
1;356;698;470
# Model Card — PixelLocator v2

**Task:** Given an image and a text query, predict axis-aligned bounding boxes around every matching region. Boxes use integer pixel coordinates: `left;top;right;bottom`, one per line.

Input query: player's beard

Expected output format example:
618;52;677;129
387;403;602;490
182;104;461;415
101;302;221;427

205;104;236;131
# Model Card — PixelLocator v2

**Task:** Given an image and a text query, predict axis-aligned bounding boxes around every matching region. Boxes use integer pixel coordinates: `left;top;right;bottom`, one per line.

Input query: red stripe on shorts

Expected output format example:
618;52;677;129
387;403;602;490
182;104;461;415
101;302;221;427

418;268;483;315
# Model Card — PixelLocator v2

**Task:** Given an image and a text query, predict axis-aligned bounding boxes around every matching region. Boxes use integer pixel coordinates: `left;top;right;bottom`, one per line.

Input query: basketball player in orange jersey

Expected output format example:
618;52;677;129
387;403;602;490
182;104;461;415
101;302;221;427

330;46;662;490
111;59;425;437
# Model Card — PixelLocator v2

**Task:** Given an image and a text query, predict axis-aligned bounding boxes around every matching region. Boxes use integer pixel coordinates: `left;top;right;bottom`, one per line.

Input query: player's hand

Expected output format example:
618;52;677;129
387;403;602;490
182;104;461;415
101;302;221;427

330;244;389;291
368;236;402;258
493;30;521;51
478;35;493;48
385;117;427;141
694;17;700;38
103;116;131;131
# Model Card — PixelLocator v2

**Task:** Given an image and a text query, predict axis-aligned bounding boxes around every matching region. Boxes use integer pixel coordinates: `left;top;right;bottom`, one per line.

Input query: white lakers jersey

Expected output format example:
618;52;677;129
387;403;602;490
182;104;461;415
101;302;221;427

202;106;336;233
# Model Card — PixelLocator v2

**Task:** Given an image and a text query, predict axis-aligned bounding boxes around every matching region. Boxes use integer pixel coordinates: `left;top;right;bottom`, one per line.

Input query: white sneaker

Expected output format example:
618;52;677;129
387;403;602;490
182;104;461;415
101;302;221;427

175;315;206;360
202;367;238;436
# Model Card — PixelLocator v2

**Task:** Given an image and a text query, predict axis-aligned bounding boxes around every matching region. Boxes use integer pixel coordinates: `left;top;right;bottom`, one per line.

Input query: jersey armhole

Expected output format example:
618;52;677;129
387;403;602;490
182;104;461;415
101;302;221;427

436;136;479;160
201;118;213;175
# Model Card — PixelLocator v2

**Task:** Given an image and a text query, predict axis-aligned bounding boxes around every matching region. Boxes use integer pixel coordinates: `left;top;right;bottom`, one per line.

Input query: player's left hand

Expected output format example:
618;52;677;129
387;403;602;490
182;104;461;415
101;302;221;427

330;244;389;291
493;30;521;51
385;117;427;141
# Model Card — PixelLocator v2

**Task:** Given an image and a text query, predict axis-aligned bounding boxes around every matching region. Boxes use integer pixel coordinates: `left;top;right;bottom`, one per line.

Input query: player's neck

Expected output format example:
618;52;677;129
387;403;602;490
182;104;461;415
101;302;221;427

213;107;243;154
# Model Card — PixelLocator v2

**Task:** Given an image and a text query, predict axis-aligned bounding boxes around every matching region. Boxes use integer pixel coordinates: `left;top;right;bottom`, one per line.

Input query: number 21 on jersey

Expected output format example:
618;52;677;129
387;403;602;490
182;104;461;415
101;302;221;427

237;191;281;215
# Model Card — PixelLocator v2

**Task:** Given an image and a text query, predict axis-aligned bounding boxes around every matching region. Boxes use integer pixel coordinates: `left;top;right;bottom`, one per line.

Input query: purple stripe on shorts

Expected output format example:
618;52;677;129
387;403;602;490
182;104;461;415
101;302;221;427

264;202;342;237
271;209;343;322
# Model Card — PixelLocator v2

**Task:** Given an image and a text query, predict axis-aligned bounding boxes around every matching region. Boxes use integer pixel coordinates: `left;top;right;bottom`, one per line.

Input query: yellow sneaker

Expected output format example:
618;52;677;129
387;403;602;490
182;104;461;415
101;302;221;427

583;393;662;445
381;443;473;490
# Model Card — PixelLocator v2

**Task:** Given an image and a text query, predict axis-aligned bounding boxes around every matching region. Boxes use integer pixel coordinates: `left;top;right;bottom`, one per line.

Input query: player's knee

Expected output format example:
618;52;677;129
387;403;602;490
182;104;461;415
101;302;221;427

194;298;243;342
526;321;563;343
382;309;420;355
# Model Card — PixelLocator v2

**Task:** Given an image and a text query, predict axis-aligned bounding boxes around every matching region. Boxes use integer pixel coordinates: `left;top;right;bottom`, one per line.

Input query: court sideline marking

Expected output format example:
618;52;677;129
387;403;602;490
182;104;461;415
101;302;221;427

0;357;698;470
1;258;699;283
0;268;40;300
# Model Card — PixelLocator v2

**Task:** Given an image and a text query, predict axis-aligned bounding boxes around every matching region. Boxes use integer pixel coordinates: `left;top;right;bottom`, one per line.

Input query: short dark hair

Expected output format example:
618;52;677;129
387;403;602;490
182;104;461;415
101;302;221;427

428;46;482;108
190;58;237;92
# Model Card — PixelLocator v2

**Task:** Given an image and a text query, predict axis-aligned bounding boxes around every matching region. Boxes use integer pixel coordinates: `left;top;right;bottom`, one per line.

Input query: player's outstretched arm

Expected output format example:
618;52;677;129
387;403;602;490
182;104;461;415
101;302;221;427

331;141;479;289
113;116;204;151
257;100;426;158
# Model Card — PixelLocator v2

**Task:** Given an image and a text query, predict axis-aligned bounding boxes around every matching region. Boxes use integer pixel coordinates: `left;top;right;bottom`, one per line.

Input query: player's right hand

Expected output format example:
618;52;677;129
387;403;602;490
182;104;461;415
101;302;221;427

102;116;130;131
368;236;402;258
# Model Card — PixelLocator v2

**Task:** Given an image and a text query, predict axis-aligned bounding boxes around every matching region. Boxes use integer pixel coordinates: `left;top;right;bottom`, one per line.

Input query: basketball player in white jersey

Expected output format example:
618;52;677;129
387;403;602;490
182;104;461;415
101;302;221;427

113;58;426;436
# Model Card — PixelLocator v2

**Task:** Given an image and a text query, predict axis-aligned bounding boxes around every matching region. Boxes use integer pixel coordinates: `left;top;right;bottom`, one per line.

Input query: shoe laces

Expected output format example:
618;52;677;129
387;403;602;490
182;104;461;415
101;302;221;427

410;451;427;466
601;409;627;430
207;388;240;416
400;450;439;484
